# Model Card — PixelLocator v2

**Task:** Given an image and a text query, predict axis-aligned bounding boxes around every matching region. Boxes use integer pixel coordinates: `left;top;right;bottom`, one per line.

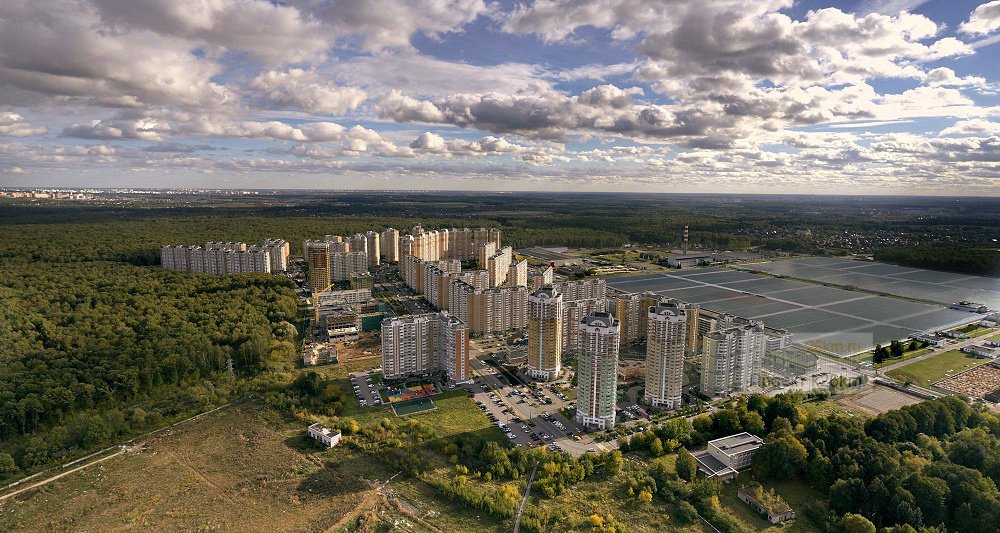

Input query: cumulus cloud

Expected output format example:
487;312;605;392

940;119;1000;135
248;69;367;115
961;1;1000;35
287;0;488;51
0;112;47;137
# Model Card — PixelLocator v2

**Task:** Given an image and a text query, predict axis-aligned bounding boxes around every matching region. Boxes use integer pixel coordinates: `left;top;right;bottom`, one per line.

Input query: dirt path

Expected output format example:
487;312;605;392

0;449;124;502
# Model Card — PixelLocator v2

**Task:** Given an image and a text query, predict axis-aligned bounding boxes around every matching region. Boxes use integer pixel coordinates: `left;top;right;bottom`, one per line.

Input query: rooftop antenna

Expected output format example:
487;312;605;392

683;225;689;256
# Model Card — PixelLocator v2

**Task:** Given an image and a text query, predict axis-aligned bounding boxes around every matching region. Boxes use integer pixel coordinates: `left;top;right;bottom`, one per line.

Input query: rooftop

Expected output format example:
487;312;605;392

709;432;764;456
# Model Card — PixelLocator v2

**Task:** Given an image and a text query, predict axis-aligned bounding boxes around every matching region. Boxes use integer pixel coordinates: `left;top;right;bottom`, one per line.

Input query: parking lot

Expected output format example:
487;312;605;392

349;371;384;407
465;352;616;456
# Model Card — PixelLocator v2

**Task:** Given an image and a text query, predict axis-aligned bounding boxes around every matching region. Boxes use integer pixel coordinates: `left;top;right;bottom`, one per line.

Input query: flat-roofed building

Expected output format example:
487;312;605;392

528;265;554;290
527;287;563;380
308;423;341;448
645;301;687;409
693;432;764;480
381;312;469;382
507;259;528;287
575;312;620;430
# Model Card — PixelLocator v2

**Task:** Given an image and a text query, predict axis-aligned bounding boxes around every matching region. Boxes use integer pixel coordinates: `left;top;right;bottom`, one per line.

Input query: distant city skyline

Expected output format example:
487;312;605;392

1;0;998;195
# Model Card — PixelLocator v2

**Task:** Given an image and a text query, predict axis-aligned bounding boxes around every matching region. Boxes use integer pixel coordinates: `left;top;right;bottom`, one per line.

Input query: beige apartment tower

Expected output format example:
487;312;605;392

527;287;563;380
645;302;688;409
575;312;620;430
381;312;470;382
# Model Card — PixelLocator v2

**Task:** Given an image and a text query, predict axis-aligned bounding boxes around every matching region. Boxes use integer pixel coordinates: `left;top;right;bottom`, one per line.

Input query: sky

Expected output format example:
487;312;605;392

0;0;998;195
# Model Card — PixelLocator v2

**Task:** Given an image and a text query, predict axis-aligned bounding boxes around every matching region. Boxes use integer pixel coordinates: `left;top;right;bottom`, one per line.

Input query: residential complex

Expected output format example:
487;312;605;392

160;240;289;275
381;312;470;382
701;320;766;397
575;312;620;430
305;238;370;291
645;301;688;409
527;287;563;380
400;226;501;262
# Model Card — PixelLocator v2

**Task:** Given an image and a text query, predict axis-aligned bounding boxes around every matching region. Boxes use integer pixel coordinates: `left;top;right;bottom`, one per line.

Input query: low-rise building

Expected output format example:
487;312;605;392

667;254;712;268
693;432;764;481
308;423;341;448
738;483;795;524
950;301;989;313
963;344;1000;358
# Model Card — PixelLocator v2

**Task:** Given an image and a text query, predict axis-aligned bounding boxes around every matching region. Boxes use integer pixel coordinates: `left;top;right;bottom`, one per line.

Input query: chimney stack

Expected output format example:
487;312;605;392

683;225;689;256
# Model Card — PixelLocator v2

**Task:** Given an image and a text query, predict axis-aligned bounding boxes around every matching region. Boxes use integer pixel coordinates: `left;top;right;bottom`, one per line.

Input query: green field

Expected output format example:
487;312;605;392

886;349;991;388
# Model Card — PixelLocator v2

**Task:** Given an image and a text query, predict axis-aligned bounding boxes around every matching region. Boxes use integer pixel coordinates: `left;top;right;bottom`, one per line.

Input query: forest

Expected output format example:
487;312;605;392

0;258;298;477
874;246;1000;277
618;393;1000;532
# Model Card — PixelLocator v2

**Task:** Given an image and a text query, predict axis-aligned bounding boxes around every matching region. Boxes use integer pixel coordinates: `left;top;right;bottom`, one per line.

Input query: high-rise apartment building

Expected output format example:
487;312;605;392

404;226;501;262
484;245;513;287
700;322;766;398
575;312;620;430
507;259;528;287
527;287;563;380
555;279;607;302
645;302;688;409
381;312;469;382
609;292;659;343
364;231;381;267
262;239;290;272
561;298;608;354
381;227;400;263
331;251;368;282
305;240;332;292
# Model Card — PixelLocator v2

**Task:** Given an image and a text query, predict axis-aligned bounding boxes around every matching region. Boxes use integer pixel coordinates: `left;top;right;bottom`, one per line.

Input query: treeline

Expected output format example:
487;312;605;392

874;246;1000;277
0;259;298;478
0;215;497;264
749;395;1000;532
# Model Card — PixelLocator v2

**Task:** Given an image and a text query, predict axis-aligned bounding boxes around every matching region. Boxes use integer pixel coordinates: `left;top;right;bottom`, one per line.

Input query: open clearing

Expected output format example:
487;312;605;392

886;349;992;389
0;405;370;532
836;385;924;415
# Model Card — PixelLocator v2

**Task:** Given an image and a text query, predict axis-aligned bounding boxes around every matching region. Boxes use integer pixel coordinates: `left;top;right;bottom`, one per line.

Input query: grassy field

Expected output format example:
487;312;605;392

0;405;369;532
719;475;826;532
886;349;992;388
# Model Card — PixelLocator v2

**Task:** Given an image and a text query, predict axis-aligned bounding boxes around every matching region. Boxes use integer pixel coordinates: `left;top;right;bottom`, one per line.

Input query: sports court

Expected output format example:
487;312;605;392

383;381;440;403
391;397;437;416
605;259;991;356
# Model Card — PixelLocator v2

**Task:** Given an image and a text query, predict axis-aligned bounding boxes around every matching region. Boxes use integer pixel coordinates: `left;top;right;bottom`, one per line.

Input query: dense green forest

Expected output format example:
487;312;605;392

0;258;298;476
874;246;1000;277
619;394;1000;532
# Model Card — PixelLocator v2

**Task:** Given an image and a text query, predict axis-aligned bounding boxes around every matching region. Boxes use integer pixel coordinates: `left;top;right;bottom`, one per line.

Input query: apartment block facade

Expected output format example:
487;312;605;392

161;241;276;276
575;312;620;430
700;322;766;397
527;287;563;380
645;301;688;409
381;312;470;382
